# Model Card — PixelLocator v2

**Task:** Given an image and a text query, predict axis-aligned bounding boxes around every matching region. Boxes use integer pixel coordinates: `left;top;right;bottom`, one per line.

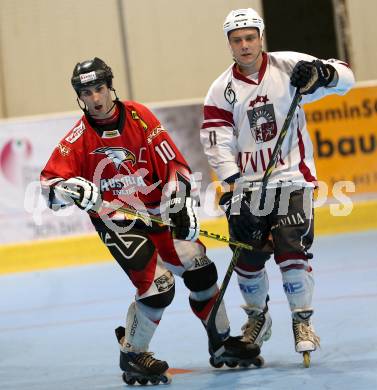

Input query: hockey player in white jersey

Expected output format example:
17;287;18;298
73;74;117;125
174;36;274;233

200;8;355;367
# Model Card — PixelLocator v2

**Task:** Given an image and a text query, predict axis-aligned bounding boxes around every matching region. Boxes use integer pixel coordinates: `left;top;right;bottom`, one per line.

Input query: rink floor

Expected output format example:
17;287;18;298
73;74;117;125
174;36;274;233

1;230;377;390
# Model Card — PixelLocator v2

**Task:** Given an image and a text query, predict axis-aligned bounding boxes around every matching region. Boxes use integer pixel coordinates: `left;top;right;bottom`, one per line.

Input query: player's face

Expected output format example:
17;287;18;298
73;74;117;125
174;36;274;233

228;28;263;73
78;83;114;118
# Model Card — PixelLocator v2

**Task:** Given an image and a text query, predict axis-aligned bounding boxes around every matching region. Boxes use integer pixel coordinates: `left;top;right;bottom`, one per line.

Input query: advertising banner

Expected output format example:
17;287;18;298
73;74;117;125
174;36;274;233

305;83;377;194
0;113;94;244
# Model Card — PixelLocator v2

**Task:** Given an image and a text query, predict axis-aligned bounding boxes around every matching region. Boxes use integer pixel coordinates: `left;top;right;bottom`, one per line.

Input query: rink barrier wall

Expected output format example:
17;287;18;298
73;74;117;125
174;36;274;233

1;199;377;275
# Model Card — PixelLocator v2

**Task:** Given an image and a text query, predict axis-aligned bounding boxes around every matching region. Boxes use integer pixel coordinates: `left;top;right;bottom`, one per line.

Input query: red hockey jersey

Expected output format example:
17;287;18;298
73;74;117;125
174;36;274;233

41;101;193;219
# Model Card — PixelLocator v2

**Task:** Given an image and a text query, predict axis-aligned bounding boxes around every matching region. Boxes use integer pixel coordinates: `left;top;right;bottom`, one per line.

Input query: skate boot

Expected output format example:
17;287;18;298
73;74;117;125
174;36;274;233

292;311;320;368
209;335;264;369
115;326;172;385
241;304;272;348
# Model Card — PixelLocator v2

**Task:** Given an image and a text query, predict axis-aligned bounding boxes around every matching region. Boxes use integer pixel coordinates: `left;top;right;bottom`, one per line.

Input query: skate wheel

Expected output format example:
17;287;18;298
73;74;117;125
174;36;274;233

160;373;172;384
253;356;265;368
136;378;148;385
122;372;136;385
225;360;238;368
303;351;311;368
238;361;251;368
209;357;224;368
150;377;160;385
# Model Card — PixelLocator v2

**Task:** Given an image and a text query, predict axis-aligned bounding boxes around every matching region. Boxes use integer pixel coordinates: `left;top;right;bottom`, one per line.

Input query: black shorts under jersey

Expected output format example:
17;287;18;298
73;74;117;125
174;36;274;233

229;187;314;270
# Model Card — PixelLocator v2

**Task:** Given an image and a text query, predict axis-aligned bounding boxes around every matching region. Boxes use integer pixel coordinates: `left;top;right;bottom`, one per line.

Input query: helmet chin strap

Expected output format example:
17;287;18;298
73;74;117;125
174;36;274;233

103;101;116;115
102;88;119;115
76;88;119;117
77;97;88;112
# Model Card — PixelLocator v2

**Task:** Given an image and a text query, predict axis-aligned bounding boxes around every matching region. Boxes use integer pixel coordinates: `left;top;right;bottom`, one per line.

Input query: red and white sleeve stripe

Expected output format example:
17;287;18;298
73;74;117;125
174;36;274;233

201;105;234;129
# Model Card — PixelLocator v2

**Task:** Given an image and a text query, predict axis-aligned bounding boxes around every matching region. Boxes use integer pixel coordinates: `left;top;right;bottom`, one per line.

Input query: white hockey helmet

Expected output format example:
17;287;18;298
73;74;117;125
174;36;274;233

223;8;265;38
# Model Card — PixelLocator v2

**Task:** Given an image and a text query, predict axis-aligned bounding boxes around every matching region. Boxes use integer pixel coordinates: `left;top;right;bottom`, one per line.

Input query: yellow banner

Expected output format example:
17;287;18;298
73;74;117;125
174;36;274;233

305;84;377;194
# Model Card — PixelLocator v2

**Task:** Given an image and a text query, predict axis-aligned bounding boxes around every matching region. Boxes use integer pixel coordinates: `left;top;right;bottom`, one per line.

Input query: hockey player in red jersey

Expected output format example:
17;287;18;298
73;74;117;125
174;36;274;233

200;9;355;367
41;57;260;385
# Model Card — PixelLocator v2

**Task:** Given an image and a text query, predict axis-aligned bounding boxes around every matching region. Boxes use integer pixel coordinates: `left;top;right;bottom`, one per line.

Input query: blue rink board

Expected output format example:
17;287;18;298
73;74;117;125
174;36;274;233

1;230;377;390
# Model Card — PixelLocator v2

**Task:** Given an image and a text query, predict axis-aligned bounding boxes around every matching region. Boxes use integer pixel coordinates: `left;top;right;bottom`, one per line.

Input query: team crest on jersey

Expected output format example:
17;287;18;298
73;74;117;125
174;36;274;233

247;104;277;143
91;146;136;170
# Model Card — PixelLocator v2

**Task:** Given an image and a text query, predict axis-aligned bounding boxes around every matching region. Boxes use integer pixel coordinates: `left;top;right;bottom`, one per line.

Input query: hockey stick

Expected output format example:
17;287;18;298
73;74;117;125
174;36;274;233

259;90;302;198
206;246;242;354
206;90;302;346
55;186;255;251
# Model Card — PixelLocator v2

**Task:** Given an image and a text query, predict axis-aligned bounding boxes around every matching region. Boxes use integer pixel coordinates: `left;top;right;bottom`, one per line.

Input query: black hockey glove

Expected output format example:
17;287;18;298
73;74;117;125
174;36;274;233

219;191;260;246
163;191;200;241
290;60;336;95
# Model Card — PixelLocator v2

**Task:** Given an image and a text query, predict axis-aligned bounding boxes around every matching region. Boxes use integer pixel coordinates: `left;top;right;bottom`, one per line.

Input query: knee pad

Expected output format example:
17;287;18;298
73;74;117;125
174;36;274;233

139;273;176;309
138;287;175;309
235;249;271;276
183;257;218;292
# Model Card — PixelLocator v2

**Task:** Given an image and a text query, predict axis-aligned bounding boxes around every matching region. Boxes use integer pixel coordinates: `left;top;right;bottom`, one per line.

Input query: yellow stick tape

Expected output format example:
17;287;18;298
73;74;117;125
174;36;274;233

1;200;376;275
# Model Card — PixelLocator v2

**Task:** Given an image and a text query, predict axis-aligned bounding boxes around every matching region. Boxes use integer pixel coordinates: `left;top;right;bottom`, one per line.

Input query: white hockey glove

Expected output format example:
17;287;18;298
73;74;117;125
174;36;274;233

290;60;336;94
163;192;200;241
56;177;101;212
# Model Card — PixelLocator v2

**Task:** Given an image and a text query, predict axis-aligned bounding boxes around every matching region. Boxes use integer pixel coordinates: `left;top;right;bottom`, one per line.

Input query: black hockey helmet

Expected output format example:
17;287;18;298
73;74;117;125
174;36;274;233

71;57;113;94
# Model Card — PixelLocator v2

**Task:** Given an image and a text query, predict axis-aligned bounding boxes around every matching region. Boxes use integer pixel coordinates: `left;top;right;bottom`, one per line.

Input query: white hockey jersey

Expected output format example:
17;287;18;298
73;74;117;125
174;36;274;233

200;51;355;188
